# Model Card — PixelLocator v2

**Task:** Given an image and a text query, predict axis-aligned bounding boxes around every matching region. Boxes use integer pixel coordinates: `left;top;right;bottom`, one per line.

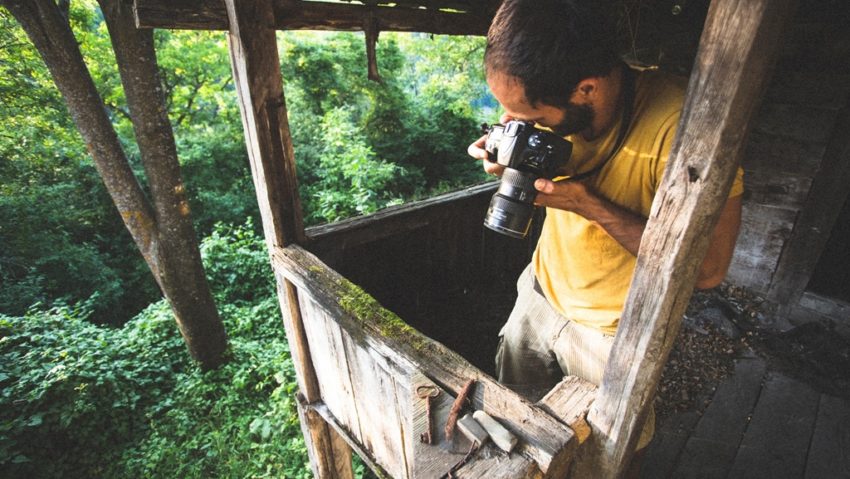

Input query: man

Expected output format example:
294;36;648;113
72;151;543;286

468;0;743;456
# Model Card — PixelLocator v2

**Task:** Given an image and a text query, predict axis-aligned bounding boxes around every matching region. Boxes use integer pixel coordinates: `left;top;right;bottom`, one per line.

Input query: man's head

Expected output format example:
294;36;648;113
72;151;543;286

485;0;620;135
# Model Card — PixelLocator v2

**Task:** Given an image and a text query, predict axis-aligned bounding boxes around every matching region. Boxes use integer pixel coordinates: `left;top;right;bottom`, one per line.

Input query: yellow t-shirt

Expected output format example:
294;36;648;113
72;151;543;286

533;69;744;335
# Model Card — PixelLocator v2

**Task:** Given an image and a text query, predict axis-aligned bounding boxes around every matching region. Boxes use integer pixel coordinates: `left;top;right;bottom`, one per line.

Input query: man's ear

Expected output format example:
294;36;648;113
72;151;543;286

574;78;598;100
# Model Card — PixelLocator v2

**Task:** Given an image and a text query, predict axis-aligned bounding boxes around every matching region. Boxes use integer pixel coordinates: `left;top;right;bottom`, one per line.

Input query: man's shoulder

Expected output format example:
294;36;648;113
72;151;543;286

633;69;687;130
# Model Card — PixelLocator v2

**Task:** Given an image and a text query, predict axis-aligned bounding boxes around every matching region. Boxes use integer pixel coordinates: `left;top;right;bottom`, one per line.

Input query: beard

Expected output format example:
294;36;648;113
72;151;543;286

551;101;594;137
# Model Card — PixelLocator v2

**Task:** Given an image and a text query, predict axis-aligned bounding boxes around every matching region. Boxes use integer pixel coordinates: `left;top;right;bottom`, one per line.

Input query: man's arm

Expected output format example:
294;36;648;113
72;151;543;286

533;178;743;289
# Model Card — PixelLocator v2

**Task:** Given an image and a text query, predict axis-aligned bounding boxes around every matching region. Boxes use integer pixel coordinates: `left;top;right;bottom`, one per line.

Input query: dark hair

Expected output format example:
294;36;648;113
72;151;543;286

485;0;621;108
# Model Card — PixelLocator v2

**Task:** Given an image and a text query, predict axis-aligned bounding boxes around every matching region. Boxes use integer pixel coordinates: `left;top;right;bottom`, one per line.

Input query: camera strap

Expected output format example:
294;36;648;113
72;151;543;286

566;66;637;182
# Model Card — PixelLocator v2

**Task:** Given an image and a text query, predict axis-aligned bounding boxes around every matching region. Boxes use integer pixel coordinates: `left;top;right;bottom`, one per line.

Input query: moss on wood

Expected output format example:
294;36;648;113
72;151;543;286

336;277;428;351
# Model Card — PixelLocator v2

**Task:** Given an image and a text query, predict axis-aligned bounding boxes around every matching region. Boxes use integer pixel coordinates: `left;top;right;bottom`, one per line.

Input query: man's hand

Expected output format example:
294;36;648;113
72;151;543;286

534;178;647;256
467;134;505;176
468;113;517;177
532;178;592;214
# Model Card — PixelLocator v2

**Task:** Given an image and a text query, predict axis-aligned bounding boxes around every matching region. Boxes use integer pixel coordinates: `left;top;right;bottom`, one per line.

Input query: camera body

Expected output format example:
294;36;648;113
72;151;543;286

483;121;573;238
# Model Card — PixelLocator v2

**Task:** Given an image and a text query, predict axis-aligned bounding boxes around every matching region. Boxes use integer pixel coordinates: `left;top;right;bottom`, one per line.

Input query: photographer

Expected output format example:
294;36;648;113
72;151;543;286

467;0;744;465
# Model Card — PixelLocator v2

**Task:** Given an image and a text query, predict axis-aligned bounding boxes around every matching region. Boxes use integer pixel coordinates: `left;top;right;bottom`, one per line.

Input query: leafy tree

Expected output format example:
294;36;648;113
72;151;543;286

2;0;227;368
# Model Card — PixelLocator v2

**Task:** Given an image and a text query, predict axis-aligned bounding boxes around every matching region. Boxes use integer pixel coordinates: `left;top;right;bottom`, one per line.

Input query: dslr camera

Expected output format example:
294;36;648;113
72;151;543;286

483;120;573;238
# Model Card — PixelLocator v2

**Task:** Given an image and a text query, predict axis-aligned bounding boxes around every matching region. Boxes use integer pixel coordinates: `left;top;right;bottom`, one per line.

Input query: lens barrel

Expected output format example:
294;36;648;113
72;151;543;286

484;168;538;239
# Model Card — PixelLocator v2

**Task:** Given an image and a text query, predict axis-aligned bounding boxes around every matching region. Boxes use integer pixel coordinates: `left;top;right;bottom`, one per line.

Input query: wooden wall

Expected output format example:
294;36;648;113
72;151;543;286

725;3;850;300
304;183;541;373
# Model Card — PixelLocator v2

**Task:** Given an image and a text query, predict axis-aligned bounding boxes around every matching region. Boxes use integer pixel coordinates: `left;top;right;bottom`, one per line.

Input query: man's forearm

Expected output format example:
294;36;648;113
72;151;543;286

573;192;647;256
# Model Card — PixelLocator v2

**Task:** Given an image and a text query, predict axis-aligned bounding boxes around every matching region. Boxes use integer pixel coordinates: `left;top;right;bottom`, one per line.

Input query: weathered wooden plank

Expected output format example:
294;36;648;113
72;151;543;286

298;295;365;443
805;394;850;479
225;2;350;476
767;104;850;310
727;372;820;479
751;103;840;144
134;0;493;34
308;401;394;479
671;359;767;478
297;401;356;478
225;0;304;249
306;182;495;253
727;203;797;294
744;171;812;211
537;376;597;444
742;131;827;176
455;453;542;479
272;244;577;476
638;411;701;479
411;379;461;479
572;1;798;477
339;321;413;478
408;374;546;478
673;437;739;479
690;358;766;443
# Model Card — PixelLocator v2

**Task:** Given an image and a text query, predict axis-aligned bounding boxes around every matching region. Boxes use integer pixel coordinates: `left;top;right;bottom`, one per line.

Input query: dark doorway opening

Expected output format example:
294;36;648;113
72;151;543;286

807;193;850;302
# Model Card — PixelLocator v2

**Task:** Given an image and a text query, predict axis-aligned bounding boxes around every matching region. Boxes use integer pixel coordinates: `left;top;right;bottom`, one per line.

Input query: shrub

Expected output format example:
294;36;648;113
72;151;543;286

0;225;313;478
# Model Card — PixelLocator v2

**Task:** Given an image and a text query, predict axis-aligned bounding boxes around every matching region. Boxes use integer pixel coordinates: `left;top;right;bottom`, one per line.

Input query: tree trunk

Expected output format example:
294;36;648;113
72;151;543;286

2;0;227;369
98;0;227;369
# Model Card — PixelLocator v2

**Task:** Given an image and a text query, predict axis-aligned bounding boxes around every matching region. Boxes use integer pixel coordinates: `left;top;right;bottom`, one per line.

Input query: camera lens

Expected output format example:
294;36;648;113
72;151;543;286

484;168;538;239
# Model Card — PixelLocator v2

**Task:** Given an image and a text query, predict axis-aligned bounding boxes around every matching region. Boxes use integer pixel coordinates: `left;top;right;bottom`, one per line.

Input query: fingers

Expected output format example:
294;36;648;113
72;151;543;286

534;178;555;194
468;133;504;176
467;134;488;161
483;161;505;176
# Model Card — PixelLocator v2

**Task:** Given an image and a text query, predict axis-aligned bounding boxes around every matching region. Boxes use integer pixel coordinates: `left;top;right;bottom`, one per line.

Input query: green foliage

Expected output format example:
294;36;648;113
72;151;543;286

0;302;187;477
279;31;490;224
200;220;275;305
0;226;314;479
1;4;493;322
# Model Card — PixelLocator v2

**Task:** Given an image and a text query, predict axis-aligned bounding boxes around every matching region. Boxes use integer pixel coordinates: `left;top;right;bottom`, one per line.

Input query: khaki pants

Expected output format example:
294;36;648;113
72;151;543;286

495;264;654;449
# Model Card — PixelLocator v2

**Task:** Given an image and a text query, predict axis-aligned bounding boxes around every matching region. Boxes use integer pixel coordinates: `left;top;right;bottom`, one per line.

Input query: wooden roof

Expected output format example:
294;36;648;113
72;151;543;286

134;0;501;34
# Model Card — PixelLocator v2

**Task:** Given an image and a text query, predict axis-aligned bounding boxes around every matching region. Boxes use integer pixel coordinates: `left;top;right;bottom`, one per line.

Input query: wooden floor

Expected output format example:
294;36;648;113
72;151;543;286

640;353;850;479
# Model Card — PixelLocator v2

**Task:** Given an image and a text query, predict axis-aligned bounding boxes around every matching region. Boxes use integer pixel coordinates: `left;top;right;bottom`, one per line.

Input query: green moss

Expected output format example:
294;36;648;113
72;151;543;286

336;279;427;351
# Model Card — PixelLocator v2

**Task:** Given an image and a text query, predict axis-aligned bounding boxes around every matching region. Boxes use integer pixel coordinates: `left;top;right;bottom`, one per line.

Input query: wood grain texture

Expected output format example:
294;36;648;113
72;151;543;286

226;0;304;249
134;0;493;34
272;244;575;476
225;1;350;477
537;376;597;445
297;401;356;479
572;0;798;477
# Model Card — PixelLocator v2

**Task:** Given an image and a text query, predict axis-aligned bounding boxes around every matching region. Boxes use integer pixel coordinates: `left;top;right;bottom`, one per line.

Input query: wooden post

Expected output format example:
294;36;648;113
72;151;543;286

224;0;354;477
571;0;798;477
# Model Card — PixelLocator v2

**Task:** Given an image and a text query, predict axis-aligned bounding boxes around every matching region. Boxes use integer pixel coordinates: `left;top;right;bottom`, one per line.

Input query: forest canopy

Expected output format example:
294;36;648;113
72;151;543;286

0;2;496;324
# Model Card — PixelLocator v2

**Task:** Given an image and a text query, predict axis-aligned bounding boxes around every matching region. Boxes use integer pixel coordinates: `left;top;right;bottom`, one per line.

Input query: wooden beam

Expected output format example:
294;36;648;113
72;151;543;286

225;1;353;478
134;0;492;35
305;182;496;250
766;104;850;313
571;0;798;477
